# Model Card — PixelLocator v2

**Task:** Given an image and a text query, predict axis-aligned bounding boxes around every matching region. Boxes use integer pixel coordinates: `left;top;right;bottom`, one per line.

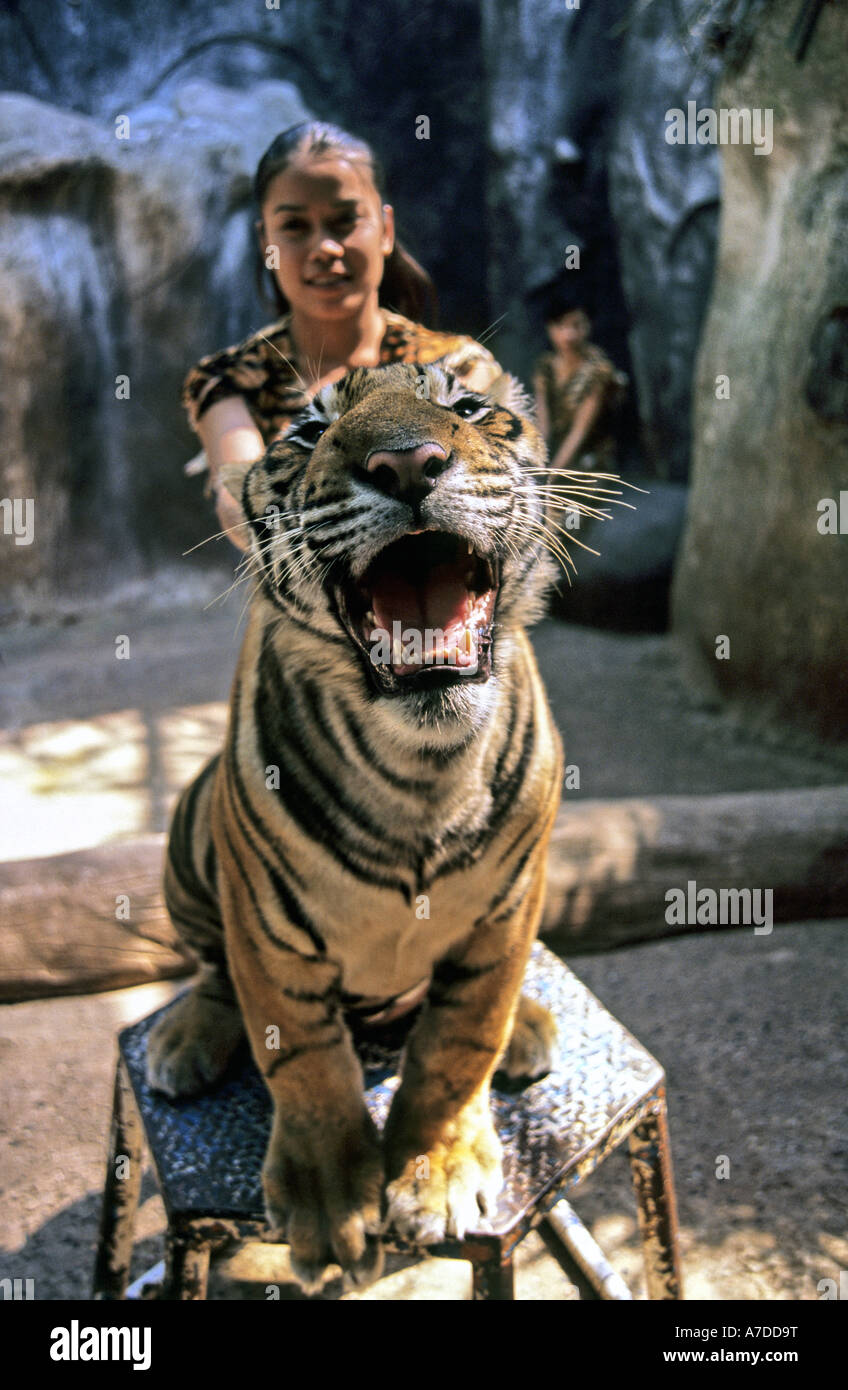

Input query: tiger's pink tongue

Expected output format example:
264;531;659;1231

371;567;469;636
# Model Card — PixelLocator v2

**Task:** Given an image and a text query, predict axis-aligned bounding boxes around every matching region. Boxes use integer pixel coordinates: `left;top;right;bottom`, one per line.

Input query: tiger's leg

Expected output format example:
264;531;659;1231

146;755;245;1097
383;848;551;1244
215;826;384;1293
498;993;558;1079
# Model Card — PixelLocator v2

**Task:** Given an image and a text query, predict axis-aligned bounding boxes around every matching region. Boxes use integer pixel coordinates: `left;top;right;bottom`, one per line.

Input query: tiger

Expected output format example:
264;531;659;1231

146;360;565;1294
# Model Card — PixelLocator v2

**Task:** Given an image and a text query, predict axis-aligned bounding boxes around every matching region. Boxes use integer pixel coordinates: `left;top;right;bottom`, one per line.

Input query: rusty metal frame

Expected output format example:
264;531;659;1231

93;1063;682;1302
92;1054;145;1301
93;943;685;1303
627;1089;683;1300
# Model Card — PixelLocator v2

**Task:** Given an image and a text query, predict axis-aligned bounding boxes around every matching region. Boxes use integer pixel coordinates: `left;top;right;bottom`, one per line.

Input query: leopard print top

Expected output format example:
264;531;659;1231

534;344;627;470
183;310;500;446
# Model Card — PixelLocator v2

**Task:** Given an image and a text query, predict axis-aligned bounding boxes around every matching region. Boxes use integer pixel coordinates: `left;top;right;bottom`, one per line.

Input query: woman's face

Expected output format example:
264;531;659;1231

547;309;590;352
258;154;394;322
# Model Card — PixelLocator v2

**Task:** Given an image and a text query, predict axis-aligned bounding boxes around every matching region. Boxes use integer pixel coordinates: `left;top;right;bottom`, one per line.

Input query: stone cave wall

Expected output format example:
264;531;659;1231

481;0;742;481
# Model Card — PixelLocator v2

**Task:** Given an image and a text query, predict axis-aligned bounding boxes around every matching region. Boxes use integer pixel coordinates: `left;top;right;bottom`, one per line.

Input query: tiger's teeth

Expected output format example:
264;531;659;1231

467;540;473;554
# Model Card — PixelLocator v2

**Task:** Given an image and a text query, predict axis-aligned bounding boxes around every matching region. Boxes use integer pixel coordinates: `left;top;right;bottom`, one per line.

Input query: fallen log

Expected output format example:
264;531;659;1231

542;786;848;950
1;786;846;1001
0;834;189;1002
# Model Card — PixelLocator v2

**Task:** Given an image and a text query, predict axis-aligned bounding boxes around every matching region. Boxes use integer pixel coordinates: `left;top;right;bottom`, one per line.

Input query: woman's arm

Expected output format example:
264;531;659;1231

195;397;266;552
549;387;605;472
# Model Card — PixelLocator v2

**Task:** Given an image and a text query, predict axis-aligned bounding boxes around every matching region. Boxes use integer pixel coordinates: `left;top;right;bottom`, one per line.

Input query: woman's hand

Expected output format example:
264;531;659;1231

214;480;252;551
196;397;266;552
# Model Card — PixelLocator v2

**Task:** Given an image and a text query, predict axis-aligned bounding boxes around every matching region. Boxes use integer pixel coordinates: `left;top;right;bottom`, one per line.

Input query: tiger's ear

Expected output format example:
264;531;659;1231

486;371;533;416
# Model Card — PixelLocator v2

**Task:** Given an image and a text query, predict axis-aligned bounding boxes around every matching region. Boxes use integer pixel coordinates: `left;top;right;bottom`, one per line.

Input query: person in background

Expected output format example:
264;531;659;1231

533;284;627;474
182;121;501;551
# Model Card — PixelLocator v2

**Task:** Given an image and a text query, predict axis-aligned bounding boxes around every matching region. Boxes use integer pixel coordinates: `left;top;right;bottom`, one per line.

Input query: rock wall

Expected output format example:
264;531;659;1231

0;81;309;608
605;2;724;481
0;0;487;329
672;1;848;742
481;0;739;480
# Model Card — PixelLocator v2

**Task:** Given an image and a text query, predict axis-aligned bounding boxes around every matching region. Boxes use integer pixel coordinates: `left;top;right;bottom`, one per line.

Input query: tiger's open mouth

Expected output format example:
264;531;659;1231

336;531;499;695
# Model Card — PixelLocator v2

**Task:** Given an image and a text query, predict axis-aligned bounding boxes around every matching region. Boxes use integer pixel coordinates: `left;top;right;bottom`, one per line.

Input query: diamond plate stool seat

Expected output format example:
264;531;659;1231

92;942;682;1301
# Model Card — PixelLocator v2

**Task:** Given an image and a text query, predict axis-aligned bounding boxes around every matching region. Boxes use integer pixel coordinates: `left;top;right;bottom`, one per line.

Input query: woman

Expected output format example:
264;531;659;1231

533;289;626;474
183;122;500;550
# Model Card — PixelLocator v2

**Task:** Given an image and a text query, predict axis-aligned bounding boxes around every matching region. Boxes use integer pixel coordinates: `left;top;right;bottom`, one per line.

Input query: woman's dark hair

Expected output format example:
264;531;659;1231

253;122;438;325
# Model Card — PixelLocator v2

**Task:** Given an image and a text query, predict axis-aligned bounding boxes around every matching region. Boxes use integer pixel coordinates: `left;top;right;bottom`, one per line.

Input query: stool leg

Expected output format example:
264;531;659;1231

471;1251;515;1300
92;1056;145;1299
627;1096;683;1300
163;1225;211;1300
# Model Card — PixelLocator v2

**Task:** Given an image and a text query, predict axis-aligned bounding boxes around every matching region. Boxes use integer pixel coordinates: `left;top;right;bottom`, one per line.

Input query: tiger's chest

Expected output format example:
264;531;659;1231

265;770;508;1000
224;617;559;1004
313;858;502;1001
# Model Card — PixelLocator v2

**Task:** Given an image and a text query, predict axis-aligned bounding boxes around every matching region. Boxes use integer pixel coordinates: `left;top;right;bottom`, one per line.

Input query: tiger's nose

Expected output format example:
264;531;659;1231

365;442;450;503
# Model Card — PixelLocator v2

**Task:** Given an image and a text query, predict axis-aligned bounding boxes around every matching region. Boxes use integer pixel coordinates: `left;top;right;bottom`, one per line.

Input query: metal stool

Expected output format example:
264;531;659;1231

92;942;682;1301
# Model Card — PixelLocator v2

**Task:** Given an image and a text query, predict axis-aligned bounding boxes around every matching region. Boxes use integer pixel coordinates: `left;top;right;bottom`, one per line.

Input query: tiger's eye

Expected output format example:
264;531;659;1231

290;419;328;446
452;396;487;419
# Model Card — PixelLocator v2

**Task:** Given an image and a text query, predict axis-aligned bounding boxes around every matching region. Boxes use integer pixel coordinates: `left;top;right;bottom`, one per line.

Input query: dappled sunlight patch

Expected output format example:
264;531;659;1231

0;711;150;860
0;702;227;861
585;1205;806;1300
817;1231;848;1267
102;978;184;1029
155;702;228;814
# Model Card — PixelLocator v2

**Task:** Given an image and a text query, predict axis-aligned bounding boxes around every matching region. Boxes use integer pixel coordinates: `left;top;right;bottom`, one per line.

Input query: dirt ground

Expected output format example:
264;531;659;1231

0;571;846;1300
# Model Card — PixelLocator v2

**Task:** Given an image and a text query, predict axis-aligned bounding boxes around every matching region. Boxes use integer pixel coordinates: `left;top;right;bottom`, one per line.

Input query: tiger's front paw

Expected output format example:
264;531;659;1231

146;988;244;1098
383;1103;503;1245
498;993;558;1080
263;1112;384;1295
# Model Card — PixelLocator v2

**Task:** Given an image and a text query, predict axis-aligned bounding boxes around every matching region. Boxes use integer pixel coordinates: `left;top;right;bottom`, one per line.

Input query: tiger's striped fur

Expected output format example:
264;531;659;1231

147;362;564;1291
